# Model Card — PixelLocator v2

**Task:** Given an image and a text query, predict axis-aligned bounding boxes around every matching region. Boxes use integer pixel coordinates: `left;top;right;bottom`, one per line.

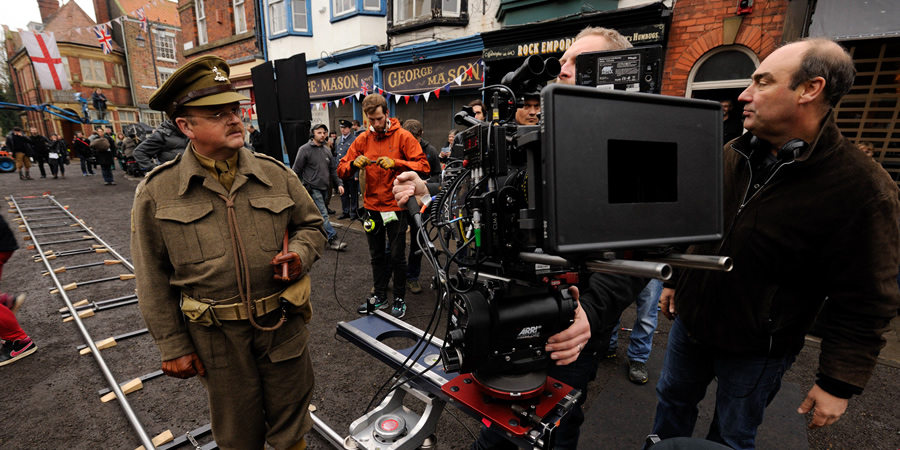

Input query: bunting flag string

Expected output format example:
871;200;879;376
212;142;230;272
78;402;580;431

19;0;171;49
309;60;485;111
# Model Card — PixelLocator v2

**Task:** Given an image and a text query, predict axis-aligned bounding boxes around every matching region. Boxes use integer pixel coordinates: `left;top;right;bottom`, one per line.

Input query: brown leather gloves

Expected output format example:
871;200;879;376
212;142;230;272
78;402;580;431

162;352;206;379
271;251;303;282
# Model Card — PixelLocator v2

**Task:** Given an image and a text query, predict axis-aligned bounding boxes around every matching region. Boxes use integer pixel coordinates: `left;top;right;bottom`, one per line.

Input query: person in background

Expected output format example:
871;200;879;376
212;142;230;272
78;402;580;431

90;128;116;185
8;127;34;180
401;119;440;296
28;127;50;178
857;141;875;158
47;133;68;179
72;131;94;176
247;124;262;152
292;123;347;251
335;119;359;220
133;119;191;172
0;215;35;367
92;88;108;121
722;98;744;144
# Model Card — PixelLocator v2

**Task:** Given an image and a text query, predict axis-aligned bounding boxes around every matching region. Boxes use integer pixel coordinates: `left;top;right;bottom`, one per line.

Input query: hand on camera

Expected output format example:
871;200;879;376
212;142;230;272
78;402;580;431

352;155;371;168
393;171;427;207
162;352;206;379
544;286;590;366
376;156;396;169
271;251;303;282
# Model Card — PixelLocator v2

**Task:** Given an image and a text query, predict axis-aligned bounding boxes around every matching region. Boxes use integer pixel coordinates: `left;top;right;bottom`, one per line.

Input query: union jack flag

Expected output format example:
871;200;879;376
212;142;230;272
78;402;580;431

93;24;112;54
136;8;148;33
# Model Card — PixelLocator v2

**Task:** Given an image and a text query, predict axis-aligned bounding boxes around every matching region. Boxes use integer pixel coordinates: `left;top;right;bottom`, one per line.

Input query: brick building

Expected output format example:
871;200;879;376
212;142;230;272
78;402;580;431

94;0;185;129
4;0;136;143
177;0;262;119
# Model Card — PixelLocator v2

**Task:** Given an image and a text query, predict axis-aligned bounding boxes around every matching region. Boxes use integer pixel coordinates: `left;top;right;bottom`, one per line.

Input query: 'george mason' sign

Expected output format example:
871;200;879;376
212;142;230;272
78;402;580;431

382;55;482;94
307;68;374;100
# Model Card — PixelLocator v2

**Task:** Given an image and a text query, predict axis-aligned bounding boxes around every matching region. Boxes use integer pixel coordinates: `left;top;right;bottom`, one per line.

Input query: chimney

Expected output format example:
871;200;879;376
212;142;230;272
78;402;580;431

37;0;60;23
93;0;111;25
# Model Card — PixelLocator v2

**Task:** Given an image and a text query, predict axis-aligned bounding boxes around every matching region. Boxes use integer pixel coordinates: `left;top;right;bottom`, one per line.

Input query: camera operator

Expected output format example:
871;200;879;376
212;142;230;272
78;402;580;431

394;26;652;450
653;39;900;448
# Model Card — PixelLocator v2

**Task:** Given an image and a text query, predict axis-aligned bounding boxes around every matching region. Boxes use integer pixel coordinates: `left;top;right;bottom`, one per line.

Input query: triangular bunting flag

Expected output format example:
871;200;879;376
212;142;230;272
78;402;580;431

378;88;383;95
454;75;464;86
423;92;430;102
322;102;327;109
413;95;420;103
334;100;339;107
355;92;361;101
445;84;451;93
385;93;392;101
433;89;440;99
75;28;82;35
403;95;409;104
465;66;474;78
341;98;346;105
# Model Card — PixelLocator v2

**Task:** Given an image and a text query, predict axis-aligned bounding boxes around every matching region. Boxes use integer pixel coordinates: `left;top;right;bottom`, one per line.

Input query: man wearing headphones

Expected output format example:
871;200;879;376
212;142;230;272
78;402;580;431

337;94;429;319
654;39;900;448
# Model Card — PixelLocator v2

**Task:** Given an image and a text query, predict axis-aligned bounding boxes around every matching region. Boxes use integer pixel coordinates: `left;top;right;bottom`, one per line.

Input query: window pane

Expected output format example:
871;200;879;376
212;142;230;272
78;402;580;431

196;0;208;44
269;0;286;33
694;51;755;82
363;0;379;10
442;0;459;16
396;0;426;22
235;1;247;34
293;0;307;31
333;0;354;16
156;33;176;60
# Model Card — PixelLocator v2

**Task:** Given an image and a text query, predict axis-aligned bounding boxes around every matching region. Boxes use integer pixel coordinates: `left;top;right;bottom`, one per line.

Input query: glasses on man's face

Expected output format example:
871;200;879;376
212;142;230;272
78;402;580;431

187;106;243;124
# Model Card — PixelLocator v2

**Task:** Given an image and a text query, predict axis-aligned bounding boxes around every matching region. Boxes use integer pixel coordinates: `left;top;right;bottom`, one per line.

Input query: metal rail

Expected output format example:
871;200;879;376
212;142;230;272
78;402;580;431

10;195;153;449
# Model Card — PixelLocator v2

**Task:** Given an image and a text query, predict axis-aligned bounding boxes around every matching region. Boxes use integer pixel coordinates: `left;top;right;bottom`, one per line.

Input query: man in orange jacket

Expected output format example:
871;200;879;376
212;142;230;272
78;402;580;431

337;94;429;319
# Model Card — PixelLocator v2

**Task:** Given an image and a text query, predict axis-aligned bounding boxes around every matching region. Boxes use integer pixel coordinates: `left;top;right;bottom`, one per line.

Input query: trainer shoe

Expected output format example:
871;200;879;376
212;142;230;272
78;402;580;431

390;298;407;319
407;280;422;294
605;347;618;359
0;293;25;314
628;360;649;384
0;337;37;367
357;295;388;315
328;238;347;251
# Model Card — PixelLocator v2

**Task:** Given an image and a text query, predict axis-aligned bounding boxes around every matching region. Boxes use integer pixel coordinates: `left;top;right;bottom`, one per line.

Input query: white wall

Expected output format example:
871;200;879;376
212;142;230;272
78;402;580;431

266;0;388;61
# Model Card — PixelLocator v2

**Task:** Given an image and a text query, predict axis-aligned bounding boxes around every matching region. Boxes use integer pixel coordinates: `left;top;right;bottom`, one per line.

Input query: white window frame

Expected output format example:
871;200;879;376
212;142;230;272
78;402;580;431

292;0;308;32
196;0;208;45
119;111;136;123
154;30;177;62
363;0;381;11
234;0;247;34
395;0;428;23
441;0;460;17
333;0;355;17
142;111;163;129
685;46;759;97
268;0;287;34
158;67;175;85
80;58;107;84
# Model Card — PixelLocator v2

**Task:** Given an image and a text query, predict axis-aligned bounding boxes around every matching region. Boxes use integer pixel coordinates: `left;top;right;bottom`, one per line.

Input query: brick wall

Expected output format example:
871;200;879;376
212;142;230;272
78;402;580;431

122;21;185;106
661;0;790;97
179;0;258;63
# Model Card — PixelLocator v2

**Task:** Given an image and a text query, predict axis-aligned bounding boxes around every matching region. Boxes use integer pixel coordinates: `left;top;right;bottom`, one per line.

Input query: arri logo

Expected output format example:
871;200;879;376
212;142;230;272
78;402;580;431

517;325;541;339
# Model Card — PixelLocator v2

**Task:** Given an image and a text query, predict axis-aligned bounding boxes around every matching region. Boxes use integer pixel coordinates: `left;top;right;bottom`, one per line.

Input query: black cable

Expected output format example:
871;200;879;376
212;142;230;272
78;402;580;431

329;216;360;316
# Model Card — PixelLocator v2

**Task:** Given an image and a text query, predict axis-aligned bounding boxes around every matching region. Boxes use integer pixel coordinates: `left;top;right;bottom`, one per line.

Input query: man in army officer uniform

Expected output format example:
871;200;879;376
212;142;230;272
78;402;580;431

131;55;327;450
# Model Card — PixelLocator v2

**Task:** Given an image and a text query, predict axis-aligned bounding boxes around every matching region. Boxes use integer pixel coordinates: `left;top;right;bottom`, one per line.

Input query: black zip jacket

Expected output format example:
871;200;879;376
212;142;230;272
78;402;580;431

674;114;900;396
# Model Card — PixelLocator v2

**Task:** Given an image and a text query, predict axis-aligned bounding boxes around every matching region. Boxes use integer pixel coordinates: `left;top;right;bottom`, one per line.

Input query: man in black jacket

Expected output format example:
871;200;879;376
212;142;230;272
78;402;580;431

72;131;94;176
654;39;900;448
28;127;50;178
8;128;34;180
133;119;190;172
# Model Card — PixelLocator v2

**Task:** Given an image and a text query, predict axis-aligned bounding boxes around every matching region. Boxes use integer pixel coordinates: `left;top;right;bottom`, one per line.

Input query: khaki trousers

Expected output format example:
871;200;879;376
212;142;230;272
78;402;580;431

187;310;314;450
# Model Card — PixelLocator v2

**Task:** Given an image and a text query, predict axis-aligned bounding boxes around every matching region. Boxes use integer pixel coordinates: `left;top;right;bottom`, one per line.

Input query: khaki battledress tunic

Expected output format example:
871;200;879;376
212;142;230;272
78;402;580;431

131;145;327;449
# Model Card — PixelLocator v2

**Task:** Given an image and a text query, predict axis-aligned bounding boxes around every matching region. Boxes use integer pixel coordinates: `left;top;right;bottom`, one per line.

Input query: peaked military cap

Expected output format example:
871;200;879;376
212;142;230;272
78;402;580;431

149;55;249;119
338;119;352;128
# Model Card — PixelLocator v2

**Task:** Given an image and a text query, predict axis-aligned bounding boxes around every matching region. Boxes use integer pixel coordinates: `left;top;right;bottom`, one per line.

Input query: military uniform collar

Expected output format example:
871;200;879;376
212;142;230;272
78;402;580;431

177;145;274;196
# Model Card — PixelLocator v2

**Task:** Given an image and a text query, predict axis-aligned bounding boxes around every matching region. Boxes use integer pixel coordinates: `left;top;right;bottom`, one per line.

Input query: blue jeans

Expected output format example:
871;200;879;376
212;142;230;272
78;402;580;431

609;279;662;362
100;164;114;183
309;188;336;241
652;318;796;450
471;351;600;450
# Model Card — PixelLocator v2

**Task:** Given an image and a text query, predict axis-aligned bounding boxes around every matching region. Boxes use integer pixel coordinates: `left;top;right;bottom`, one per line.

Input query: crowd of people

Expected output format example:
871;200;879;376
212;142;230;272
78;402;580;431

1;25;897;450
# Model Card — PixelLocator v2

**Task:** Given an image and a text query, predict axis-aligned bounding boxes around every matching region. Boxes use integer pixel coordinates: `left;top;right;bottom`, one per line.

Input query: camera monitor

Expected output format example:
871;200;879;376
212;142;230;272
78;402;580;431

540;83;723;254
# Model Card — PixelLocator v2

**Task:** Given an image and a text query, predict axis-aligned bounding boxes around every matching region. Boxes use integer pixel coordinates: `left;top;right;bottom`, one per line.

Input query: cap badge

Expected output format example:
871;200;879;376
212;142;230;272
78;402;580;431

212;67;228;82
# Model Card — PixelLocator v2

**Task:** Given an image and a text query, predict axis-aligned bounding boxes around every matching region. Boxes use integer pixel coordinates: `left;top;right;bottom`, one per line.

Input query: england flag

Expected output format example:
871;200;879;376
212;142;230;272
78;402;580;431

20;30;71;90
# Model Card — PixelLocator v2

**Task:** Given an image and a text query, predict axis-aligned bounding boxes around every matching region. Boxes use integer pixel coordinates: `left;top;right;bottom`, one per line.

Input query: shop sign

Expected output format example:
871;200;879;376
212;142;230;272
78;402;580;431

308;68;374;100
382;55;482;94
483;24;665;61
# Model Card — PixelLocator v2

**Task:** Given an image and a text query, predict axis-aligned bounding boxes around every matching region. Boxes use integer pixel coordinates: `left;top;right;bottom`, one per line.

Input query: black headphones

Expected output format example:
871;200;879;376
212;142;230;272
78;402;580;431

750;136;809;162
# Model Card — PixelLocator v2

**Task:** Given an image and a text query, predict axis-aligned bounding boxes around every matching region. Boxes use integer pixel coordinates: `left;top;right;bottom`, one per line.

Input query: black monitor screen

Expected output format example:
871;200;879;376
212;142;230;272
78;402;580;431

540;84;723;254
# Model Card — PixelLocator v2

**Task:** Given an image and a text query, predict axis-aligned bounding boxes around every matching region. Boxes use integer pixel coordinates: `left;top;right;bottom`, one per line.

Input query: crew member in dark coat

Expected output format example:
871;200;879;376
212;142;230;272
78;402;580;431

72;131;94;176
132;55;326;450
28;127;50;178
8;127;34;180
89;129;116;185
133;119;190;172
334;119;359;220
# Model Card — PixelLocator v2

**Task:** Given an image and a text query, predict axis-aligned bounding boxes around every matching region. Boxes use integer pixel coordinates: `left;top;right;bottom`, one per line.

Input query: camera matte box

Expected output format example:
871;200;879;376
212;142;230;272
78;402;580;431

540;83;723;254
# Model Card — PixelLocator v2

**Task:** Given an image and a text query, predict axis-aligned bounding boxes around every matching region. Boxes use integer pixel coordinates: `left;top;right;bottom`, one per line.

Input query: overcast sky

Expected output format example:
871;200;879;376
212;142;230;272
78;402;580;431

3;0;96;31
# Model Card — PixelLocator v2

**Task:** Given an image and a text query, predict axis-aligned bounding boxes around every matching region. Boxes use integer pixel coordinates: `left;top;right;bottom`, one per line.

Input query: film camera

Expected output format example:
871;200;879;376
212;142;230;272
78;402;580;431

422;51;725;402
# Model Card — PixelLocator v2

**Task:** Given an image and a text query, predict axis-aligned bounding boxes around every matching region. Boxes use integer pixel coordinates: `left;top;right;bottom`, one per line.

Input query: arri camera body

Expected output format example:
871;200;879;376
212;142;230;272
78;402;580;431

429;50;724;401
